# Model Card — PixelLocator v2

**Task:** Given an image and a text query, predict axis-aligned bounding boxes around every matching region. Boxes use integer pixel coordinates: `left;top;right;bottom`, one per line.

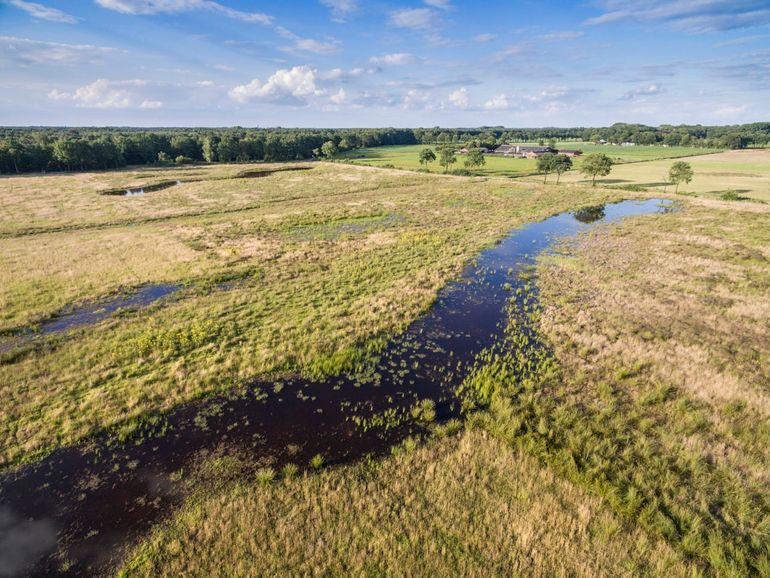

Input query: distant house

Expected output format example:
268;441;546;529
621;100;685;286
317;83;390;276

556;149;582;157
492;144;554;158
620;142;636;147
457;146;490;155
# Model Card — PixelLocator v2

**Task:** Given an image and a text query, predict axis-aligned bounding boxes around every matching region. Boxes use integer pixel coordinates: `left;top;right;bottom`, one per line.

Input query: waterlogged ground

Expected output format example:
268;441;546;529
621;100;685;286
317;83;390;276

0;199;672;575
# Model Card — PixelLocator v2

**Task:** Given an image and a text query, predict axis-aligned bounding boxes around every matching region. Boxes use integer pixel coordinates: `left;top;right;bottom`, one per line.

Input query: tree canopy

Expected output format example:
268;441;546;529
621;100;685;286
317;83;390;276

580;153;614;186
668;161;694;193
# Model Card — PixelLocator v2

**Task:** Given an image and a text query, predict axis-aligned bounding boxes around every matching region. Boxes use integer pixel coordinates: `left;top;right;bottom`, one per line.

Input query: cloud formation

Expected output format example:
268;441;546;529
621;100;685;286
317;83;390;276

229;65;323;105
95;0;273;24
0;37;114;65
585;0;770;33
6;0;78;23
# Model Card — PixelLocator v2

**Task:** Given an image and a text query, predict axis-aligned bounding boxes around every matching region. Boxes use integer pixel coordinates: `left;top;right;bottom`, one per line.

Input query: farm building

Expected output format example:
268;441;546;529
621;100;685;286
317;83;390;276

492;145;555;158
556;149;582;157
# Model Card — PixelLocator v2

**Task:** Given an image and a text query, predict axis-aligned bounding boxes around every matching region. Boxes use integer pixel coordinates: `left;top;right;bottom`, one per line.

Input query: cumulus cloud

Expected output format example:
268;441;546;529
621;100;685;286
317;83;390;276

330;88;346;104
47;78;169;109
6;0;78;23
0;36;114;66
94;0;273;24
484;94;509;110
620;83;663;100
447;87;469;109
369;53;415;66
229;65;323;105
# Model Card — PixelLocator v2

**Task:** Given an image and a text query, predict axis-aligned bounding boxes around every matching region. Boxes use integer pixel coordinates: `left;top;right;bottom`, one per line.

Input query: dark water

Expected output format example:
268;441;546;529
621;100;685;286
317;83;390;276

0;199;672;576
0;285;180;358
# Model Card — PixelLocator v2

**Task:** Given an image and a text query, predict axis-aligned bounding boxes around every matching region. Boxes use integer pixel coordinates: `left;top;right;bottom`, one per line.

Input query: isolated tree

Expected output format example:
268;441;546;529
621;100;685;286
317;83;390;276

537;152;557;183
464;148;486;169
438;146;456;173
580;153;613;186
419;147;436;168
668;161;693;193
553;154;573;184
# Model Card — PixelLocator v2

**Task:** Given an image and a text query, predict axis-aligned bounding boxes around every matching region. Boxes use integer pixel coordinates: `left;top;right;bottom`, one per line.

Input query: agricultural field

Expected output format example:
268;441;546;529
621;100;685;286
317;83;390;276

530;149;770;202
1;161;768;576
338;142;722;177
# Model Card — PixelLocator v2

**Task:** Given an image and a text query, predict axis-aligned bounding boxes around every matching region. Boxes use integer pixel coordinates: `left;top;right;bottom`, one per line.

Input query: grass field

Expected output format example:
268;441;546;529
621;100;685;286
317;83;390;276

119;195;770;577
339;142;722;177
0;162;633;469
528;149;770;201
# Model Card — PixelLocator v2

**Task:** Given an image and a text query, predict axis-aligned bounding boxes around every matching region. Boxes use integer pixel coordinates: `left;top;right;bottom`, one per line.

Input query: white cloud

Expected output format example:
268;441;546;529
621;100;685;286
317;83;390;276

319;0;357;21
0;36;114;65
474;33;496;43
389;8;438;30
212;63;235;72
274;25;340;54
139;99;163;108
72;78;143;108
229;65;322;105
7;0;78;23
330;88;346;104
447;87;469;109
584;1;770;33
620;83;663;100
424;0;452;9
484;94;509;110
47;88;70;100
539;30;585;41
196;80;215;86
402;89;431;110
94;0;273;24
369;53;415;66
290;37;340;54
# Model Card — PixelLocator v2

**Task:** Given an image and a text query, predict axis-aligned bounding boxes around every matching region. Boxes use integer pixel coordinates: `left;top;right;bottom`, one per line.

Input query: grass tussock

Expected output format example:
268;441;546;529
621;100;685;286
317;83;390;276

119;429;692;578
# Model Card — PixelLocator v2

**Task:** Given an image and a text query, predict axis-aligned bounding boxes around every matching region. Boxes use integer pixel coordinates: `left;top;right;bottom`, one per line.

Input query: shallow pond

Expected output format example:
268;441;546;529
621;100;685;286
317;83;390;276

0;199;672;576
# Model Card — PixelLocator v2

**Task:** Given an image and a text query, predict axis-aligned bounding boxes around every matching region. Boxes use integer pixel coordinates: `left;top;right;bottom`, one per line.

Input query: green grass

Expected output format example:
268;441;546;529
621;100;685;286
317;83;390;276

525;149;770;201
0;161;633;469
119;428;693;577
338;142;722;177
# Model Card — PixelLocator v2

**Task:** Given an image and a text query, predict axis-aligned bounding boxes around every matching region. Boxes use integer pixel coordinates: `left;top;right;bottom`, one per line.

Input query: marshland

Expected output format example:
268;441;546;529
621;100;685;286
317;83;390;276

0;150;768;576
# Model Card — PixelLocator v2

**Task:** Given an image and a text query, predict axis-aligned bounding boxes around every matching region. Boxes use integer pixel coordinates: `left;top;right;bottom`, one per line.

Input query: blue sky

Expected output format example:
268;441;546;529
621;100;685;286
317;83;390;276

1;0;769;126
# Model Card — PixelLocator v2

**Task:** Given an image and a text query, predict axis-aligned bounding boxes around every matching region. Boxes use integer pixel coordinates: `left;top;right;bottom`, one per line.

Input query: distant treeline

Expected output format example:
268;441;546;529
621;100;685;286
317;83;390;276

1;122;767;174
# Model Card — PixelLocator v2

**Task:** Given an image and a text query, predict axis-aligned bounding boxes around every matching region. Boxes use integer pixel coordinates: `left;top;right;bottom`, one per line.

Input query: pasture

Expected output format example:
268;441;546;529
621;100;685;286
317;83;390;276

338;142;722;177
526;149;770;201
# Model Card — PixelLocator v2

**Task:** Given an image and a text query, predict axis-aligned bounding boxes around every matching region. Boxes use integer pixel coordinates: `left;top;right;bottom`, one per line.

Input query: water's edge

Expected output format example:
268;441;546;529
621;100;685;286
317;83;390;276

0;199;673;576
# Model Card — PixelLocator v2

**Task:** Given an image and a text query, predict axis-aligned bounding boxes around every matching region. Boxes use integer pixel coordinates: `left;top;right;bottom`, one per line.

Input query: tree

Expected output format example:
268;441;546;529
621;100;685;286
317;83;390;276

553;154;573;184
438;146;456;173
319;140;337;159
580;153;613;186
464;148;485;169
537;152;557;183
668;161;693;193
419;147;436;168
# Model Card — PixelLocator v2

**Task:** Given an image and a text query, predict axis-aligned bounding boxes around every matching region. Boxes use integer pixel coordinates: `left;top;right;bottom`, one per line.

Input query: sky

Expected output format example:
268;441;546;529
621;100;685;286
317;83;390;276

1;0;769;127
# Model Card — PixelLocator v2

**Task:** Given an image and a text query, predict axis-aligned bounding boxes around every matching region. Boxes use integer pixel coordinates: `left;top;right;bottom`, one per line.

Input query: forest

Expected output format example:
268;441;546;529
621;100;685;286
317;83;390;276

0;122;768;174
